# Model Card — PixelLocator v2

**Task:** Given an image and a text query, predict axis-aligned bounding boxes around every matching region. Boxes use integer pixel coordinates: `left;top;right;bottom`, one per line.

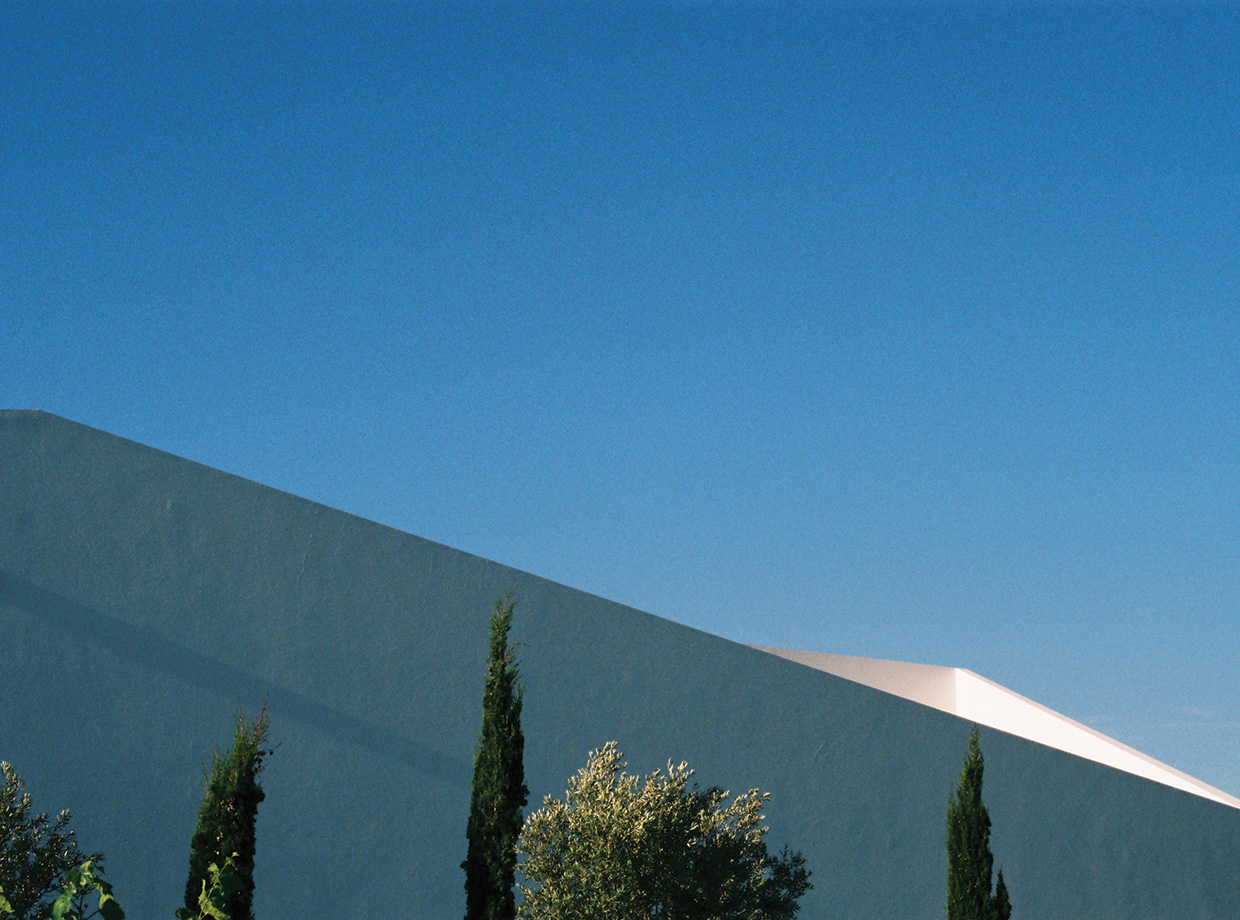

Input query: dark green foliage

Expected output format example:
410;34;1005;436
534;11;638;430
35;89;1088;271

993;870;1011;920
0;762;98;920
177;856;244;920
48;861;122;920
462;595;528;920
184;706;271;920
946;726;1012;920
13;854;242;920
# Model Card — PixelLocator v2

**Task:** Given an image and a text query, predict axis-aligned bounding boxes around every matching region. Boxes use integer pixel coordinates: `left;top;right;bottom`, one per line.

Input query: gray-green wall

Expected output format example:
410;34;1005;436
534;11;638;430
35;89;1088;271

2;410;1237;918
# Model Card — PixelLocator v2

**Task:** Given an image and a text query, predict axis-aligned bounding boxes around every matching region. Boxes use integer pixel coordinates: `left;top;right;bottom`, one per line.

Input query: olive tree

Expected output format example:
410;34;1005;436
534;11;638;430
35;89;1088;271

0;762;98;920
517;742;810;920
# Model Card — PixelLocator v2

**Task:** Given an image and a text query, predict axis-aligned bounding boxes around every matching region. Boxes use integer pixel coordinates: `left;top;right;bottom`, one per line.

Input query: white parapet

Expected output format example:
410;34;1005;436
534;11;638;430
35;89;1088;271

755;647;1240;810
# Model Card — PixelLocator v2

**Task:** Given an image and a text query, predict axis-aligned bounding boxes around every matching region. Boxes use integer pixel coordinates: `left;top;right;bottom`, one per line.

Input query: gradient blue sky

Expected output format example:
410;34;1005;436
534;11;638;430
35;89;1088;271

4;2;1239;795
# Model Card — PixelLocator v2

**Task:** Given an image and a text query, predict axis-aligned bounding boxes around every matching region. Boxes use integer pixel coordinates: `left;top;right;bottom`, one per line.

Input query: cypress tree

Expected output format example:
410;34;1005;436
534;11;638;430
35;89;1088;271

462;594;528;920
993;870;1012;920
184;705;271;920
946;725;1012;920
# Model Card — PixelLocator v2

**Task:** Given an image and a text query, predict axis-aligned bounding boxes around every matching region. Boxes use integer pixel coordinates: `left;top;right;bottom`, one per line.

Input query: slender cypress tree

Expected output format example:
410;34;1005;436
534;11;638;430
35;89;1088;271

462;594;528;920
184;705;271;920
993;870;1012;920
946;726;1011;920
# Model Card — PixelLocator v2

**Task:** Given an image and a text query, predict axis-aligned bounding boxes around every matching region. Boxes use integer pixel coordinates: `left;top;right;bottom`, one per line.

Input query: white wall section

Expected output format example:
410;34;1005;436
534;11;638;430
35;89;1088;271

757;647;1240;809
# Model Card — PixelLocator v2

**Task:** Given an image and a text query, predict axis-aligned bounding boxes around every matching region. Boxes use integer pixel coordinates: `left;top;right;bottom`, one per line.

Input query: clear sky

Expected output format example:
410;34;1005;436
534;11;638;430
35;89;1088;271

4;2;1239;796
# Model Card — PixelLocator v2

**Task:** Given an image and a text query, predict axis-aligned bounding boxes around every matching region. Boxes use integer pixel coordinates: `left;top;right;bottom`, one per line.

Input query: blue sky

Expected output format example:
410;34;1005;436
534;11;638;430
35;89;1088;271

4;2;1239;795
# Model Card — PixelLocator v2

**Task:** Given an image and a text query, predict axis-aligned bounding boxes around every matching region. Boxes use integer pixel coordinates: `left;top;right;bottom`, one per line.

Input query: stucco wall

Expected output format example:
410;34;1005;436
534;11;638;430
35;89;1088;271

2;410;1238;918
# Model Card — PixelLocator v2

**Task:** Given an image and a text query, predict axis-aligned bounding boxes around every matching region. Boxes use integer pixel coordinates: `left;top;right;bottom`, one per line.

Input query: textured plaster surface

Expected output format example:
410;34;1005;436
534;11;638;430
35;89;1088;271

2;411;1240;918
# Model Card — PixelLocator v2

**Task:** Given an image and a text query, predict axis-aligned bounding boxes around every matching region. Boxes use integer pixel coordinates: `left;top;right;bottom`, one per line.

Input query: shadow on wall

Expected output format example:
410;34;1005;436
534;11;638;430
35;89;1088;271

0;570;468;785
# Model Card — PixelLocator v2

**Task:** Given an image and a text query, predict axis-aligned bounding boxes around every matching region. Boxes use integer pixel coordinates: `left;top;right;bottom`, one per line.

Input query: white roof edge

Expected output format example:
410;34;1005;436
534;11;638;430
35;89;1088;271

754;646;1240;810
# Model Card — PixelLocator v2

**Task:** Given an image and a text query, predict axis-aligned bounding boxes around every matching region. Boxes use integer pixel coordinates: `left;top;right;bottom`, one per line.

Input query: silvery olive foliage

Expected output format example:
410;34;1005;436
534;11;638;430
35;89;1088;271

0;762;98;920
517;742;810;920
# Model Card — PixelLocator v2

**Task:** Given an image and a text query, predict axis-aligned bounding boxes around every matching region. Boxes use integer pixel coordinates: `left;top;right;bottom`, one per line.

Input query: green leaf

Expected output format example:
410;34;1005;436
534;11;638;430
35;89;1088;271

0;891;13;917
98;892;125;920
215;863;243;899
51;890;75;920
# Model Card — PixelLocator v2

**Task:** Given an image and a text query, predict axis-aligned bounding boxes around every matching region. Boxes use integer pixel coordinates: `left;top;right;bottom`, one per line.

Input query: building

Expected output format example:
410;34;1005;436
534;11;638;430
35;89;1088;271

2;410;1237;918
